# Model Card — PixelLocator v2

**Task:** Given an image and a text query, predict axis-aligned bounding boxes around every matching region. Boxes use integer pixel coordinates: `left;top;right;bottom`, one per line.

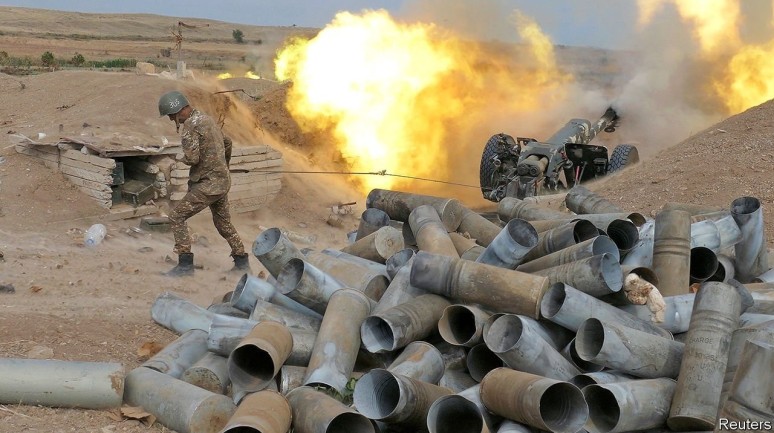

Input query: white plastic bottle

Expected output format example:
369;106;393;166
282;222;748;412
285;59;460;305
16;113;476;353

84;223;107;247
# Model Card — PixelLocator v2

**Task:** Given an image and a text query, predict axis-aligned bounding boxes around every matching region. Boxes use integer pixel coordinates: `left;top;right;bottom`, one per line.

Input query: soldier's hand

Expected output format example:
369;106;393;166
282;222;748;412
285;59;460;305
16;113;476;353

175;152;185;161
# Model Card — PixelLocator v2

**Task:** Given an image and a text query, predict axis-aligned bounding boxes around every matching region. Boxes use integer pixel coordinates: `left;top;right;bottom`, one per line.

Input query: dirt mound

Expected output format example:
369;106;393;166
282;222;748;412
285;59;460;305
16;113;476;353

0;70;187;147
0;70;285;149
216;77;282;99
249;82;341;165
250;81;305;146
589;100;774;245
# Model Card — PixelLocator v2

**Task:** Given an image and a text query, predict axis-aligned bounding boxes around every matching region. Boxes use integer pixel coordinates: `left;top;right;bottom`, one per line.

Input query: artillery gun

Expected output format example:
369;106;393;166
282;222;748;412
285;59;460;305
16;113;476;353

479;107;639;202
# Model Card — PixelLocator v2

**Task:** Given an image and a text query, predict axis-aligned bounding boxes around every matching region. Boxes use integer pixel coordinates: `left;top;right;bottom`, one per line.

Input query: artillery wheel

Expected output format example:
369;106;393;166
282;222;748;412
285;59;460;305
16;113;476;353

608;144;639;173
479;134;506;199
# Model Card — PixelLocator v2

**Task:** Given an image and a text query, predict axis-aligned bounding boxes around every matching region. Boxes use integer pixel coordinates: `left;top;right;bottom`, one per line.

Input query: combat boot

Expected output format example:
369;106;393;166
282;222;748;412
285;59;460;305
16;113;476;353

164;252;194;277
230;253;251;273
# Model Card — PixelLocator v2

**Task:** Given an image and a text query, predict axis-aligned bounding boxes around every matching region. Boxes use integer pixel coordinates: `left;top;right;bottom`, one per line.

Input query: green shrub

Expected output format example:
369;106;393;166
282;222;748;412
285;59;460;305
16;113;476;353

89;58;137;68
71;53;85;66
41;51;55;67
232;29;244;44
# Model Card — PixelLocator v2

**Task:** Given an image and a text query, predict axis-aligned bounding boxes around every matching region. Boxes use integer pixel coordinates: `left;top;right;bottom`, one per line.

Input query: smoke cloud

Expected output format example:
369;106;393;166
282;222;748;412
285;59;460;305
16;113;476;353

398;0;774;162
270;0;774;202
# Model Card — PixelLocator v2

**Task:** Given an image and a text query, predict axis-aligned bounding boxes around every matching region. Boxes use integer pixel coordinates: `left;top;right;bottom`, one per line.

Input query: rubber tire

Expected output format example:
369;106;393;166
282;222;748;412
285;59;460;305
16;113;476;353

608;144;639;173
480;134;504;198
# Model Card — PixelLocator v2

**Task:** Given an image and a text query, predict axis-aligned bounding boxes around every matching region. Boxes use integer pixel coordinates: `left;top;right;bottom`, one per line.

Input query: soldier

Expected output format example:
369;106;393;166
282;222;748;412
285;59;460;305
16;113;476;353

157;90;250;276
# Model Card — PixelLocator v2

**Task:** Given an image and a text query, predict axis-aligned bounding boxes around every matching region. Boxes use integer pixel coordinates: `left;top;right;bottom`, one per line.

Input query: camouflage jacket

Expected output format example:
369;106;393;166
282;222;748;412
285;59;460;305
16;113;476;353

180;109;231;196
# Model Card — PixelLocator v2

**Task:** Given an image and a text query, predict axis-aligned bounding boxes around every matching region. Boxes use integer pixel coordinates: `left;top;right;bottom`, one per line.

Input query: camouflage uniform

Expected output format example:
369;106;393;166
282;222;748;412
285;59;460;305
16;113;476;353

168;109;246;256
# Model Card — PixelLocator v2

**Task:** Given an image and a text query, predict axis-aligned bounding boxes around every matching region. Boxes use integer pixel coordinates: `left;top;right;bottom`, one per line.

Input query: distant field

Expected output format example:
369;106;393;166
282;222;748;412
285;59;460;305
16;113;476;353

0;5;627;86
0;6;319;75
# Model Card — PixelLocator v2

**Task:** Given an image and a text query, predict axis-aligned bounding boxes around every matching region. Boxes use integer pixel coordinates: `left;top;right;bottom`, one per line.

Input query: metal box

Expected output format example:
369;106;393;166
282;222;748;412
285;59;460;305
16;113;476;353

121;179;155;207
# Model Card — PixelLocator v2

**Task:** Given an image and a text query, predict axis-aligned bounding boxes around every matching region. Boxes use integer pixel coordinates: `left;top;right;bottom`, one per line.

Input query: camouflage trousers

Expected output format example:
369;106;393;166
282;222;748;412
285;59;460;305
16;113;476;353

168;187;246;256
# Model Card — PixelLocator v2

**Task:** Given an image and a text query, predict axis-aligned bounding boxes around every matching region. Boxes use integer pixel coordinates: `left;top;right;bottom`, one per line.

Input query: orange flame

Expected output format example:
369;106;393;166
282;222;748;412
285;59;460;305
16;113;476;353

275;9;571;194
217;71;261;80
638;0;774;113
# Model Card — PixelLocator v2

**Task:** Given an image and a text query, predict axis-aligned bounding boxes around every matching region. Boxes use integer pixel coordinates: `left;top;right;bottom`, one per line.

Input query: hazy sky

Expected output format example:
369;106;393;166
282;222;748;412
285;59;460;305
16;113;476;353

0;0;639;49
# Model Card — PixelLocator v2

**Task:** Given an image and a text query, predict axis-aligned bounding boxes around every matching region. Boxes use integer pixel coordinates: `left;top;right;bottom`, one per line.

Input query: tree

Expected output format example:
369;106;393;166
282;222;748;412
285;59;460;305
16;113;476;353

71;52;85;66
232;29;244;44
41;51;55;67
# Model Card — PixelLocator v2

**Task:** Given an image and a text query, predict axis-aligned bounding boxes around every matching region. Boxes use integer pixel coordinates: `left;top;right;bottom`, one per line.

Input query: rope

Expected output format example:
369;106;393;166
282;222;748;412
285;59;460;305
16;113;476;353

250;168;482;189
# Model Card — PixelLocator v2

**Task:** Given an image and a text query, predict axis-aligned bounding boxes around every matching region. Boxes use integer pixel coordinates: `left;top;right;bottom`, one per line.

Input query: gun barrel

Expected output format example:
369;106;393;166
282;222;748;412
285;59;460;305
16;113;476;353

545;107;618;146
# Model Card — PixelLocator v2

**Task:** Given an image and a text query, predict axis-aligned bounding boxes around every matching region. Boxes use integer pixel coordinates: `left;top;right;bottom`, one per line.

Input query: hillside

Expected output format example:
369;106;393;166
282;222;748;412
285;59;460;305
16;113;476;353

589;100;774;243
0;6;319;76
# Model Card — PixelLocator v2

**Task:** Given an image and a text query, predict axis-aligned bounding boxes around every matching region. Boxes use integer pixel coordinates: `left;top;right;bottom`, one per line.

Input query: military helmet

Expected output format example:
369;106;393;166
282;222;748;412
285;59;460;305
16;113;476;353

158;91;189;116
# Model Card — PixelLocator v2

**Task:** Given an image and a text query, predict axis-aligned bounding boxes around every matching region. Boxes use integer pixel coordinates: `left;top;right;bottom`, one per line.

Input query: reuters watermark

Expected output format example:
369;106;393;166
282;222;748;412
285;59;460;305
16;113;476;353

717;419;773;431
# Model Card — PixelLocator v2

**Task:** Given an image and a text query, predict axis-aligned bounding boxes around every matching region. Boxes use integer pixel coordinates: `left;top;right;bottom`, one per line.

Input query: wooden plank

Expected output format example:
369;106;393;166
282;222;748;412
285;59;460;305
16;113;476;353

228;184;281;201
231;171;282;179
59;164;113;184
228;188;262;201
61;149;116;169
60;156;113;175
230;173;274;186
246;179;280;191
230;181;267;193
229;158;283;171
231;145;269;157
62;174;112;193
99;148;181;158
230;154;269;164
65;135;183;158
229;161;264;171
27;144;59;155
259;158;283;169
78;141;109;157
76;185;112;201
230;150;282;164
230;151;280;164
266;151;283;160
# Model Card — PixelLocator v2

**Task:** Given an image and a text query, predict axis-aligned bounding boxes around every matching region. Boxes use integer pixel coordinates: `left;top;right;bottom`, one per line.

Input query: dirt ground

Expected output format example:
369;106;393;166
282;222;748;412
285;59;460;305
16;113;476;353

590;102;774;240
1;6;774;433
0;69;361;432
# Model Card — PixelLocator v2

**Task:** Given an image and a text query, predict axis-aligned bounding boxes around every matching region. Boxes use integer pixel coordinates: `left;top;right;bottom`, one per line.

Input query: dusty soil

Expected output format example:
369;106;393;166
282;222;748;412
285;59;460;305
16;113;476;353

590;102;774;244
0;73;360;433
1;6;773;433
